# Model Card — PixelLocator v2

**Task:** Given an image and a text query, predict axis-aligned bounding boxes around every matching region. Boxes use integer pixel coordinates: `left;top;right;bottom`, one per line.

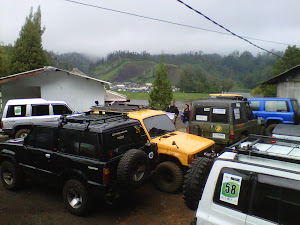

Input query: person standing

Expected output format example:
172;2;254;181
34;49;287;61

183;104;190;133
166;101;179;125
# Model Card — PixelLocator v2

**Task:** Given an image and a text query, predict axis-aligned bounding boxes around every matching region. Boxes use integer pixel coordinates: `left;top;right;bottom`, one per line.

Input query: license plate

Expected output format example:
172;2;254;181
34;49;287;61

213;133;225;139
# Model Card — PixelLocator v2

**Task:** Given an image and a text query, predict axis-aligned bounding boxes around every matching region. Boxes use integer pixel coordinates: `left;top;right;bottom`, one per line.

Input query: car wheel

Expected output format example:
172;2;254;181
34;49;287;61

63;179;89;216
15;129;31;139
183;157;213;210
153;161;183;193
266;124;277;136
117;149;150;188
0;161;23;191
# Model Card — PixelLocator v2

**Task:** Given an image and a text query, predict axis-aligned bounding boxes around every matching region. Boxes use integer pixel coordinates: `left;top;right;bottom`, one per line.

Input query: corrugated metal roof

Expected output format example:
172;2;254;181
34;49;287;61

0;66;111;85
262;64;300;85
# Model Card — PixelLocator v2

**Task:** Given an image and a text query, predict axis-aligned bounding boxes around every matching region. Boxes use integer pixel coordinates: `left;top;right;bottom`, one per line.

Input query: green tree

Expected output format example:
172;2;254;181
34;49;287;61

0;46;10;76
149;55;173;110
10;6;48;74
252;45;300;97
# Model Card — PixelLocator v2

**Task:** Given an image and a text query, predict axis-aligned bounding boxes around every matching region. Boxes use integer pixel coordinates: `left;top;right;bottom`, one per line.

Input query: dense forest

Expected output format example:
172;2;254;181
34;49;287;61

0;44;282;92
51;50;280;91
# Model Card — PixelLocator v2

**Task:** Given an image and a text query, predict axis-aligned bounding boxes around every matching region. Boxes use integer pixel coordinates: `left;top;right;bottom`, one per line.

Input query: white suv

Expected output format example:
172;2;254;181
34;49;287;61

183;135;300;225
1;98;73;138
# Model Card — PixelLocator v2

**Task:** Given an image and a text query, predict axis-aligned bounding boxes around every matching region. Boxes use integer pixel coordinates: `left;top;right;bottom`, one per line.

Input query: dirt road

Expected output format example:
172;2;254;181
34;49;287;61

0;180;193;225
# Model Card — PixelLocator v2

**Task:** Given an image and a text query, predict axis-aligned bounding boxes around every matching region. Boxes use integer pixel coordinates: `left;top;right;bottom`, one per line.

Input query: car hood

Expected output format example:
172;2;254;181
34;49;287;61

152;131;215;155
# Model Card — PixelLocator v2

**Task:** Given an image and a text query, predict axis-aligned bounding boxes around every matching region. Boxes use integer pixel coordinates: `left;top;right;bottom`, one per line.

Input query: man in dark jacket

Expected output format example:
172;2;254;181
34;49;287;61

166;101;179;125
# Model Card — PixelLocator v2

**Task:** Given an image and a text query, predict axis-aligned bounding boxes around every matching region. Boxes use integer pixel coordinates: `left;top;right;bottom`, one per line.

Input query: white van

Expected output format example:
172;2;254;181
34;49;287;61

1;98;73;138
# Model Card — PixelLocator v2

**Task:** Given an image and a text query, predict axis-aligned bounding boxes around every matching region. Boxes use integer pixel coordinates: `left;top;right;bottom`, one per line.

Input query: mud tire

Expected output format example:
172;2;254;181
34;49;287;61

153;161;183;193
0;161;23;191
63;179;89;216
183;157;213;210
266;124;277;136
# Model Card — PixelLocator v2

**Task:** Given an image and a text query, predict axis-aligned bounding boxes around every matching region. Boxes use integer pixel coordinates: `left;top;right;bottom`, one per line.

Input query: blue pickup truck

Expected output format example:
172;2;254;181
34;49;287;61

248;98;300;135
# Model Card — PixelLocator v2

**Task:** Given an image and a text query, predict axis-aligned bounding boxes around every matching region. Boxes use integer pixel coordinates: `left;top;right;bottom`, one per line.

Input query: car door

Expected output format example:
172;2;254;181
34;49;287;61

30;104;60;125
25;126;59;182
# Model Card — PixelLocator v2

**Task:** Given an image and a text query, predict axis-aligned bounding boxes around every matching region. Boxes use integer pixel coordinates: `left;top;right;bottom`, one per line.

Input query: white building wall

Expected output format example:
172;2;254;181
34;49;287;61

277;81;300;102
1;71;105;112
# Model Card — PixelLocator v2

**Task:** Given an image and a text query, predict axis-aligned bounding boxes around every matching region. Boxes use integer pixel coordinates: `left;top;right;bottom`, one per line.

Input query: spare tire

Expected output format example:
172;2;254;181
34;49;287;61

183;157;213;210
117;149;149;188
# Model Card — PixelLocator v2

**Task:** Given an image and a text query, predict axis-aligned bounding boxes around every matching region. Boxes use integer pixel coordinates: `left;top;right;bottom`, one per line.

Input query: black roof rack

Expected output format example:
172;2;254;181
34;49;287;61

91;101;148;113
225;134;300;164
60;113;129;130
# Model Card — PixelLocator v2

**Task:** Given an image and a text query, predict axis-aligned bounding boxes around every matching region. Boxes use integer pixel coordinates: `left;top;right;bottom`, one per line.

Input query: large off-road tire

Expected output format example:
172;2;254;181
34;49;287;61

15;129;31;139
63;179;90;216
260;126;266;135
117;149;150;188
153;161;183;193
183;157;213;210
266;124;277;136
0;161;23;191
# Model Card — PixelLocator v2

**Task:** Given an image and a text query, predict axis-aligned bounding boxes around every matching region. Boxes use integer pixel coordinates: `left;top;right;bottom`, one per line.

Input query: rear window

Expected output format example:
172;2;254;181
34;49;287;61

6;105;26;118
291;100;299;112
249;101;260;111
265;101;289;112
211;108;228;123
194;107;210;122
52;104;72;115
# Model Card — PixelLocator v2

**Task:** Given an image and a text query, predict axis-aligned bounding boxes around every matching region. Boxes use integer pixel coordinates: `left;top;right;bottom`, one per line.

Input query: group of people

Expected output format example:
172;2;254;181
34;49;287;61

166;101;190;133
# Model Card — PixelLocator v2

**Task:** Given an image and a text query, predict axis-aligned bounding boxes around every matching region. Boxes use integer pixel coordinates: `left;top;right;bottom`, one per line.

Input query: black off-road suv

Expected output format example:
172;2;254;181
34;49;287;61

0;113;157;215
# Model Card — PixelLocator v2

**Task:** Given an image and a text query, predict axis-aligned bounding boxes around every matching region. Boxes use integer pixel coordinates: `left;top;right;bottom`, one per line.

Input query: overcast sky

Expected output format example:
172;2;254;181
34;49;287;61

1;0;300;57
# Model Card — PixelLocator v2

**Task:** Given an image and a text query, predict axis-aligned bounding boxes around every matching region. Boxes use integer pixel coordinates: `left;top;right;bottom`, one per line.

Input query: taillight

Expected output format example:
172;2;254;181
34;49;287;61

103;168;110;184
230;130;235;140
271;136;276;144
1;120;3;128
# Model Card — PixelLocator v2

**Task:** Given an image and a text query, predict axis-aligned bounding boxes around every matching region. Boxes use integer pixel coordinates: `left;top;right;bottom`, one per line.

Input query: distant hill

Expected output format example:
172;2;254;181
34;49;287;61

47;50;281;90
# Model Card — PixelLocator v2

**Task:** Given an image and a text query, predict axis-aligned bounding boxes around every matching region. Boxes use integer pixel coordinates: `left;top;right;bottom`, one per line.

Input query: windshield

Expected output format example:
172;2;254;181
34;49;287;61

143;114;176;138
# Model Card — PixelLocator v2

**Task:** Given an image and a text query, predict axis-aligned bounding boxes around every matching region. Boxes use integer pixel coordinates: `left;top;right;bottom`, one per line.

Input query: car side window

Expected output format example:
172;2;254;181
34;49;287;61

27;126;58;150
32;104;50;116
59;129;98;159
251;174;300;224
213;167;252;213
249;101;260;111
6;105;26;117
265;101;289;112
52;104;72;115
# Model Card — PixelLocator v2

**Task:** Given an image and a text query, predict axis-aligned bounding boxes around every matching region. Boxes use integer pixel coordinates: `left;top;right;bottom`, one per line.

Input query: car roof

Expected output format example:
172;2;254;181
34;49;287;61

193;99;245;107
248;97;297;101
6;98;67;105
219;135;300;173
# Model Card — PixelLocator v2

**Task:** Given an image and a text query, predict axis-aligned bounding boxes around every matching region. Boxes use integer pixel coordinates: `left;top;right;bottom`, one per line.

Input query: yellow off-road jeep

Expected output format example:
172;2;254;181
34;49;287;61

91;103;215;193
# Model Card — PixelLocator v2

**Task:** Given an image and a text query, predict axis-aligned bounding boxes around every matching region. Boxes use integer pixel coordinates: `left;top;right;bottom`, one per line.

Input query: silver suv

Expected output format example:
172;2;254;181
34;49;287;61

183;135;300;225
1;98;73;138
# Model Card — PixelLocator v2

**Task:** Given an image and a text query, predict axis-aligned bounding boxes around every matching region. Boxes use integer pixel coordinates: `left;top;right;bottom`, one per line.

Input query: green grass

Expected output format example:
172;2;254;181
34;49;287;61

116;91;209;101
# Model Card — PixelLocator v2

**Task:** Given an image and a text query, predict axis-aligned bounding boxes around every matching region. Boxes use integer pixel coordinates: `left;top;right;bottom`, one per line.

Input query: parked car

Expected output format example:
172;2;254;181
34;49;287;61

1;98;74;138
0;113;157;215
90;102;215;193
272;123;300;141
190;99;265;147
248;97;300;135
183;135;300;224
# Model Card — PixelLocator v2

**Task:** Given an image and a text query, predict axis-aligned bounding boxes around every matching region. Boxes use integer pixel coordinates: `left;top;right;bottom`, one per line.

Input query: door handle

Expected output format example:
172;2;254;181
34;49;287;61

45;153;51;158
